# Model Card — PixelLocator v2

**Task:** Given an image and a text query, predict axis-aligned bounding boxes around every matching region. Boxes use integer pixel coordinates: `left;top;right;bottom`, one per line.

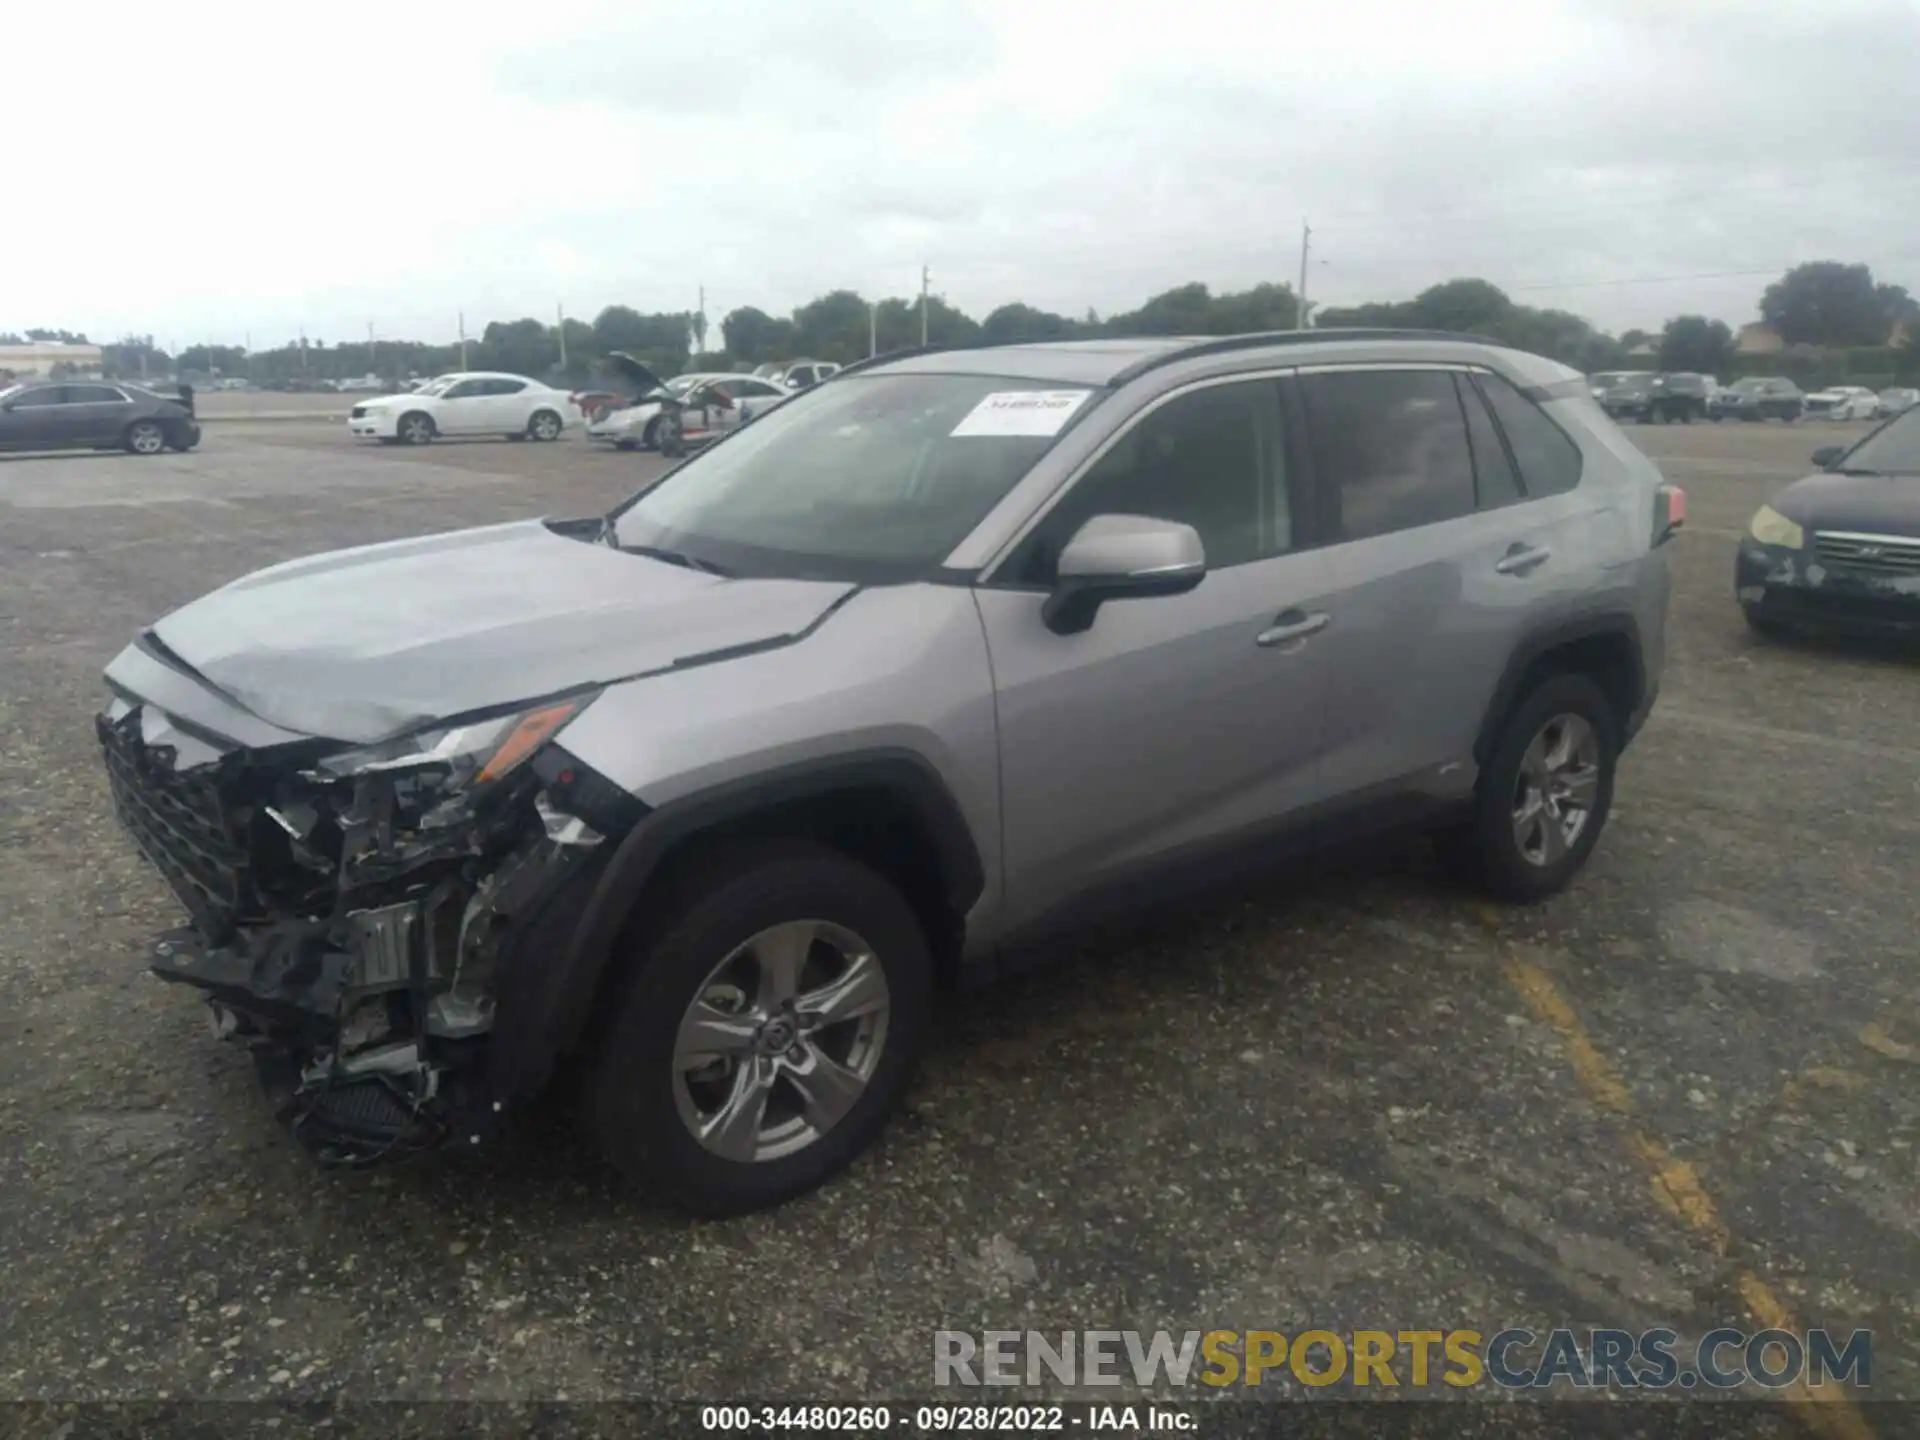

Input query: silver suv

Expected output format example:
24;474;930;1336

96;330;1680;1214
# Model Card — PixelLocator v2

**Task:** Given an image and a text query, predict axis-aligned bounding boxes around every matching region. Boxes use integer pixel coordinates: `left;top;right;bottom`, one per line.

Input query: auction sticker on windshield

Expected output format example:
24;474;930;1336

951;390;1090;437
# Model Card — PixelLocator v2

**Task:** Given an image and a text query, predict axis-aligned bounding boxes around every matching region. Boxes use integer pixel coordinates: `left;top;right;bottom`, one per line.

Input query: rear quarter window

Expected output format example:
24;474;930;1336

1473;372;1584;498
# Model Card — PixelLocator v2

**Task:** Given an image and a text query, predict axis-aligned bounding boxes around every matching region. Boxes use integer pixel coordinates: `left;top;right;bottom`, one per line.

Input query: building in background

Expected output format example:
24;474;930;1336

0;342;106;379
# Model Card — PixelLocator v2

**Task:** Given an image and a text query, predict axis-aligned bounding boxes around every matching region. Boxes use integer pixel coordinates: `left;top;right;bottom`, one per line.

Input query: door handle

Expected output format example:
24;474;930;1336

1256;610;1330;647
1494;544;1552;576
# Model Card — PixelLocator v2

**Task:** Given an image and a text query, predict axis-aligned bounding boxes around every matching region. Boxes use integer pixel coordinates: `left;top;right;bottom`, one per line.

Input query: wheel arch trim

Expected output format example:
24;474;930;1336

487;747;984;1102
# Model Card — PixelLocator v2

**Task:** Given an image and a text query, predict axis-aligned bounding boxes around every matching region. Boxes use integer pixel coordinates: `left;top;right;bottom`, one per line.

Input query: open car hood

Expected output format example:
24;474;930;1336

137;519;856;744
605;351;670;394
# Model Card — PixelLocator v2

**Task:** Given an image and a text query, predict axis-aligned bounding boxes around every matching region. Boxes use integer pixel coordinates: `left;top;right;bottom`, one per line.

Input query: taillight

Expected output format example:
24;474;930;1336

1654;483;1686;546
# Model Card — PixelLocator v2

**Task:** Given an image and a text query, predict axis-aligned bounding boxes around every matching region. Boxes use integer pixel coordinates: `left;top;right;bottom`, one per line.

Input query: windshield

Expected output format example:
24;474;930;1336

612;373;1098;577
1730;378;1774;394
1832;408;1920;474
0;384;22;404
1591;372;1650;389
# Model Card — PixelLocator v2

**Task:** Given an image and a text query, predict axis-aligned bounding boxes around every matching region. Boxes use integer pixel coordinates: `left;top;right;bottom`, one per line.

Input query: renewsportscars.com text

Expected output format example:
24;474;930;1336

933;1327;1872;1391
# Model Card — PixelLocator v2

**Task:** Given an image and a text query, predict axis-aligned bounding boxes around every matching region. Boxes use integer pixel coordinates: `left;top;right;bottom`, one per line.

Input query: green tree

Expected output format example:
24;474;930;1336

1760;262;1904;347
720;306;794;363
1106;282;1212;335
1657;315;1737;376
792;290;873;363
1405;278;1513;334
981;302;1079;344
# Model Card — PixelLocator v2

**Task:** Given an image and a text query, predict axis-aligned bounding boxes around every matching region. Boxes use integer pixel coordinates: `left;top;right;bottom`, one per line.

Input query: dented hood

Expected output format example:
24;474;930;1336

144;519;856;744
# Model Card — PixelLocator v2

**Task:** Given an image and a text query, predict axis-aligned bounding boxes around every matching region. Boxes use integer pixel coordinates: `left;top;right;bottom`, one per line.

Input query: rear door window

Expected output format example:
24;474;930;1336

1455;374;1525;509
1473;372;1584;498
1300;369;1477;541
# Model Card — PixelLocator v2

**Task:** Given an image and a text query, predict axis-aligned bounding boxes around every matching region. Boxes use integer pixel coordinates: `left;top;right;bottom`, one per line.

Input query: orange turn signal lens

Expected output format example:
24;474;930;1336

476;701;581;784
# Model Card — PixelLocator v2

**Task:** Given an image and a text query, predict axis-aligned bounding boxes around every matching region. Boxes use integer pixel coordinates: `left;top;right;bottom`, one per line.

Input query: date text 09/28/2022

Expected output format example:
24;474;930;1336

701;1406;1189;1432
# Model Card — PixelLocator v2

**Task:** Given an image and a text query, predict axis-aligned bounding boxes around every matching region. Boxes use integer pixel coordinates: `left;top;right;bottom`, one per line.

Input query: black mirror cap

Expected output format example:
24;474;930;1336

1811;445;1844;469
1040;567;1205;635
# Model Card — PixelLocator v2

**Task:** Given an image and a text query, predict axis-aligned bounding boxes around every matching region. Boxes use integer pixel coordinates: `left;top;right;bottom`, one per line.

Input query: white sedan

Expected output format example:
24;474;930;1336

587;358;793;451
347;372;572;445
1802;385;1880;421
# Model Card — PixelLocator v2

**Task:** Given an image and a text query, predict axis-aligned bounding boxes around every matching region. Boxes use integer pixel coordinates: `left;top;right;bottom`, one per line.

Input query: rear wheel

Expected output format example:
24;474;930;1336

1438;674;1617;903
125;420;166;455
589;841;932;1216
528;409;563;441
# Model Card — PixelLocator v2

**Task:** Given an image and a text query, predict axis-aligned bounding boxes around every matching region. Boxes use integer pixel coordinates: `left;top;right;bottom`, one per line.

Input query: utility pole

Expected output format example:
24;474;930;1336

556;301;568;369
1297;220;1312;331
920;264;930;346
459;312;469;371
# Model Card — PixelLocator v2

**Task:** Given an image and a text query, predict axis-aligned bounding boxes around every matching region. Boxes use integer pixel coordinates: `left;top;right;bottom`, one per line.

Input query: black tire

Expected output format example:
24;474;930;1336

124;419;166;456
1439;673;1618;903
641;417;661;451
1743;605;1789;640
528;409;563;442
397;411;435;445
589;840;932;1216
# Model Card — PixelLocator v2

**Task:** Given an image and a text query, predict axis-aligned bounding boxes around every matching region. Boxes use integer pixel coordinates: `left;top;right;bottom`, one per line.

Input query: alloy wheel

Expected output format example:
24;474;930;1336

1510;713;1601;867
130;423;164;454
672;919;891;1164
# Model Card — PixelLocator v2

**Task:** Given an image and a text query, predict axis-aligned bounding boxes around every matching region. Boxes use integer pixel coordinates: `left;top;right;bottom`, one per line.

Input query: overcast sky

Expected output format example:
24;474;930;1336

13;0;1920;349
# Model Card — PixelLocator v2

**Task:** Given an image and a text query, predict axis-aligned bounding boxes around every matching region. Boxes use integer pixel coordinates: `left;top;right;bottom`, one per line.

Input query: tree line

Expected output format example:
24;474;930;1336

6;259;1915;388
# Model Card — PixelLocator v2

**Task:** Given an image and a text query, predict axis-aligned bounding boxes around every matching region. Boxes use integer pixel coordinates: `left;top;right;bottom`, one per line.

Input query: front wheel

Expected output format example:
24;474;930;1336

1437;674;1617;903
589;841;932;1216
125;420;166;455
397;412;435;445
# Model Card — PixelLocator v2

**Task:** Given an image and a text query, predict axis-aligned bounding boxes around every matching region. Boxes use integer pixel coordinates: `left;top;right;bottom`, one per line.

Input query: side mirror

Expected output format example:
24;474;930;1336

1041;514;1206;635
1811;445;1844;469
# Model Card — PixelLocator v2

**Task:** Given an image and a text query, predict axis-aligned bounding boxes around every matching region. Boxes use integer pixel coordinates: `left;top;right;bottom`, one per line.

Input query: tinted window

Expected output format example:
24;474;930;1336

66;385;126;403
1035;379;1284;575
1302;370;1475;540
1475;372;1584;498
490;379;528;395
1456;375;1524;509
10;387;65;408
788;367;816;387
735;379;782;398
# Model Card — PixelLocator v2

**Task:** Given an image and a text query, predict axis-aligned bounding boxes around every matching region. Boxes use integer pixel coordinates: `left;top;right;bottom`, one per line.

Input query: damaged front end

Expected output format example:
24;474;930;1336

98;685;635;1167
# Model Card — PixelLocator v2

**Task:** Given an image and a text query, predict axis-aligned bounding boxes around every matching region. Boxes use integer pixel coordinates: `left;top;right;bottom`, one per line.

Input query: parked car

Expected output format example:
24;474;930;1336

346;372;571;444
94;329;1678;1214
0;380;200;454
754;359;841;390
587;356;792;452
1875;388;1920;419
1803;385;1880;421
1709;377;1803;422
1596;373;1659;423
1737;408;1920;637
1645;372;1714;422
1588;370;1655;401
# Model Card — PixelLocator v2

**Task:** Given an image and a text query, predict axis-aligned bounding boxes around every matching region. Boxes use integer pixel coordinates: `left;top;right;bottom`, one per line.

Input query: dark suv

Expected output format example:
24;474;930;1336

1710;377;1803;422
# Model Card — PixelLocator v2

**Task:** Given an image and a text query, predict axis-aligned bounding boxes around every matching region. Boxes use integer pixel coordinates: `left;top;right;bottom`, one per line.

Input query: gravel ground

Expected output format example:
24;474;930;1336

0;417;1915;1423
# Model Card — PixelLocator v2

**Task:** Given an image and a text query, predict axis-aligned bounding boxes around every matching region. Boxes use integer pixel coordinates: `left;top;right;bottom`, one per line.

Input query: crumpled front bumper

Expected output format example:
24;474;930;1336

1736;540;1920;634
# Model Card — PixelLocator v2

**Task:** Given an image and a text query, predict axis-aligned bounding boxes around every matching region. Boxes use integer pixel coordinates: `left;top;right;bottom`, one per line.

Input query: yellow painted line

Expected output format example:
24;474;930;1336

1474;908;1874;1440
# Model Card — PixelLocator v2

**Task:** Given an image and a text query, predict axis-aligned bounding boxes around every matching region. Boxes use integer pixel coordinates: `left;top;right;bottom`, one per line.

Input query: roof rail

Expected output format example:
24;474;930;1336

824;343;956;381
1103;328;1512;388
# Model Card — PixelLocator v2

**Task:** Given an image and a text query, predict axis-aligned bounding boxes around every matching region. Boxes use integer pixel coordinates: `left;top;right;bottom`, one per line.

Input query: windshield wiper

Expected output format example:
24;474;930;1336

1832;466;1882;476
623;542;731;576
